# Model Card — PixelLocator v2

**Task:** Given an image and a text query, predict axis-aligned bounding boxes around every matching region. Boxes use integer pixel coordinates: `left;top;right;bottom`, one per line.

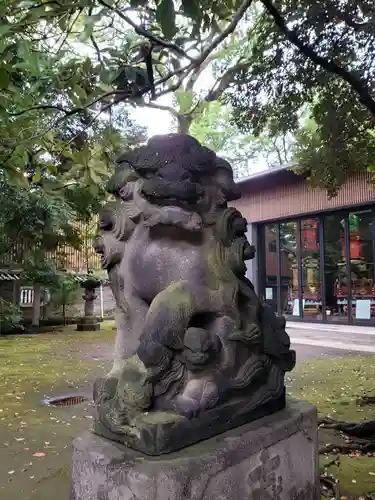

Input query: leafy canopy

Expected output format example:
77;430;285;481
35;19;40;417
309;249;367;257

224;0;375;192
1;0;375;194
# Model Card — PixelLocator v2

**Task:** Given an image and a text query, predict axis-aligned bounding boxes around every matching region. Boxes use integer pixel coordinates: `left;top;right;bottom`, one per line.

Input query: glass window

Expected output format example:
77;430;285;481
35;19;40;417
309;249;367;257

301;218;321;321
264;223;278;313
279;221;299;319
348;211;375;323
260;209;375;325
324;214;348;322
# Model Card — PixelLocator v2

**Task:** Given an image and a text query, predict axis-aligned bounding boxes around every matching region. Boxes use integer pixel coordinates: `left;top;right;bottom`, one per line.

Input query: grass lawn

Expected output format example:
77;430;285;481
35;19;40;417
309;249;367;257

1;325;375;500
0;321;115;500
287;355;375;498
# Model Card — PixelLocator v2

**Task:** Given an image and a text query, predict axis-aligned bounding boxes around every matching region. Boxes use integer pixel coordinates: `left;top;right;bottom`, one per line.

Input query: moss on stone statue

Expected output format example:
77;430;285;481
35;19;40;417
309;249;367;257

139;411;184;425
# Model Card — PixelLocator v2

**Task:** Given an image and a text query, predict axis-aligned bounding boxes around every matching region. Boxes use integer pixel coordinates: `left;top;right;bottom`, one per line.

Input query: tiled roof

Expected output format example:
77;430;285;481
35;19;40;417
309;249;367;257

0;272;20;281
235;162;298;185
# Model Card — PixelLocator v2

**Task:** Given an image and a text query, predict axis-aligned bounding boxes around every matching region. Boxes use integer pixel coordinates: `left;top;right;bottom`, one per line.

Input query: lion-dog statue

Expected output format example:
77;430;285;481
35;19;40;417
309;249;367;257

92;134;295;455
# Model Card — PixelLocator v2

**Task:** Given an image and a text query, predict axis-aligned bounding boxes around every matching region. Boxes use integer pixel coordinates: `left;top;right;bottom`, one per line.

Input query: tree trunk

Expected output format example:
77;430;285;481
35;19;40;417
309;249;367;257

177;115;192;134
31;283;41;327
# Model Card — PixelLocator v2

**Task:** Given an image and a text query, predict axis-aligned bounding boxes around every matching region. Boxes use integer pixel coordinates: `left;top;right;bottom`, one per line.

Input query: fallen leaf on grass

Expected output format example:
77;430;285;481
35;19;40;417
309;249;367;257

32;452;46;457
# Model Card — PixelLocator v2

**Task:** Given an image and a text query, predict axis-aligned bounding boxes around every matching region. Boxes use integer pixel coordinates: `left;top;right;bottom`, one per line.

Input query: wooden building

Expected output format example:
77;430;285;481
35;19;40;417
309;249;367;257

231;166;375;326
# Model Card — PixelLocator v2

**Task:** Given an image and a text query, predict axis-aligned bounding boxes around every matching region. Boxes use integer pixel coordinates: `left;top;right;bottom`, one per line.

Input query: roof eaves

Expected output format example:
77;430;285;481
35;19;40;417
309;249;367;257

235;161;298;185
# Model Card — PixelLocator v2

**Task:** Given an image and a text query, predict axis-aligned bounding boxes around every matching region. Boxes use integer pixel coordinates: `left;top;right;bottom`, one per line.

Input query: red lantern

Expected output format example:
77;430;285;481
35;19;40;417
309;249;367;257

303;219;318;251
350;239;362;260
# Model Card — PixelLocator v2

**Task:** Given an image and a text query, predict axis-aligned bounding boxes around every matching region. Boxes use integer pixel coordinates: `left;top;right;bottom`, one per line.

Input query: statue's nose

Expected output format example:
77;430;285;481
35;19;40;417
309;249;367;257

93;236;105;254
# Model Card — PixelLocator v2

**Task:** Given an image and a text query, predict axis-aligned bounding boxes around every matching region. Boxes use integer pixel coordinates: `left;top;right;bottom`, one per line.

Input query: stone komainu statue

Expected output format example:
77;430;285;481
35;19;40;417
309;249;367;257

93;134;296;455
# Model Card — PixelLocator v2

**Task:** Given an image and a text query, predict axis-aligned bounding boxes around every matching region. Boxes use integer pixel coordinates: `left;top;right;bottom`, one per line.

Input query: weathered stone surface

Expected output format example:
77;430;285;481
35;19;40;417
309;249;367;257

77;282;101;331
70;400;319;500
77;316;101;332
93;389;286;455
77;320;100;332
92;133;296;453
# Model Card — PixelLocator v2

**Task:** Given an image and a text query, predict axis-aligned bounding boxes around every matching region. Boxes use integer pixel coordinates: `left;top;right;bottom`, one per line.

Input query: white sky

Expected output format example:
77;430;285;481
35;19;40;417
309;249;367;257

130;94;174;136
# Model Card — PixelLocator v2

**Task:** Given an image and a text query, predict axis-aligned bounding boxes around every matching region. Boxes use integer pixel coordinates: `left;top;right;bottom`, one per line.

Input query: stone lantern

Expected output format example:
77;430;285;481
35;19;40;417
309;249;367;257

77;277;101;331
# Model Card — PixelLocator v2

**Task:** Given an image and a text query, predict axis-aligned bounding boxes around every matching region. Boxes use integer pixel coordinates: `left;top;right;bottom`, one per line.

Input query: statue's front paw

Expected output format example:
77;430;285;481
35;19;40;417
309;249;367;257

172;396;201;419
93;375;118;404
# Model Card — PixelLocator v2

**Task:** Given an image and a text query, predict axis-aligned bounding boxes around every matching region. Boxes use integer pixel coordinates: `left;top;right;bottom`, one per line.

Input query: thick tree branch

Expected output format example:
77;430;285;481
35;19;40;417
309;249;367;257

90;35;104;67
205;61;250;101
185;56;217;92
9;104;71;117
157;0;254;100
137;101;177;114
10;0;254;138
193;0;254;70
55;9;81;54
97;0;194;61
261;0;375;117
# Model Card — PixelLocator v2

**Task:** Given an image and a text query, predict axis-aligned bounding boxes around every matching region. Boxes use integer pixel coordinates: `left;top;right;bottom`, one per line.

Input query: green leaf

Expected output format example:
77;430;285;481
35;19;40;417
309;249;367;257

0;24;12;37
88;168;103;184
181;0;200;20
0;92;7;108
174;89;194;114
58;15;69;31
100;68;120;84
0;68;9;89
47;164;57;174
33;166;42;182
82;58;92;73
83;23;94;39
98;82;114;92
72;85;87;103
156;0;177;40
192;99;210;118
13;50;41;76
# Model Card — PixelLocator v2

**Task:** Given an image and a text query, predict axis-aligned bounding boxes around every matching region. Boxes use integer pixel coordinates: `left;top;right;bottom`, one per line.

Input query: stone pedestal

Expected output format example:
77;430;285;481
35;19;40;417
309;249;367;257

77;288;100;332
76;317;100;332
70;400;319;500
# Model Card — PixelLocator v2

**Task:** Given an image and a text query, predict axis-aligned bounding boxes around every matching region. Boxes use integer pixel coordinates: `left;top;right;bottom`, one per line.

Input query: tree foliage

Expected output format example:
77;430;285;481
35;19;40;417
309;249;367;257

1;1;147;187
0;180;77;257
225;0;375;192
0;177;101;325
189;100;292;178
0;297;22;334
0;0;256;184
1;0;375;193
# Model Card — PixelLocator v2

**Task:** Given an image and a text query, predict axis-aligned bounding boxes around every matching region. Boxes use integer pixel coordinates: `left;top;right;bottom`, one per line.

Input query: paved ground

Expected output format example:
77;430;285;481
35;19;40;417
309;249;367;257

293;343;358;362
288;326;375;353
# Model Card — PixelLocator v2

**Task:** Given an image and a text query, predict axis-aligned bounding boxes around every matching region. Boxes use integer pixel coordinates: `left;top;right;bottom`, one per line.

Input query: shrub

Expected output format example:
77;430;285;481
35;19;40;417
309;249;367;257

0;298;22;334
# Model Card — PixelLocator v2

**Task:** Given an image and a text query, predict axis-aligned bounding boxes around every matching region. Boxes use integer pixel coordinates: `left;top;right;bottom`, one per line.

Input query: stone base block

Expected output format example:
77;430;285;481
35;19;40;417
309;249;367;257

70;400;319;500
93;389;286;455
77;318;101;331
